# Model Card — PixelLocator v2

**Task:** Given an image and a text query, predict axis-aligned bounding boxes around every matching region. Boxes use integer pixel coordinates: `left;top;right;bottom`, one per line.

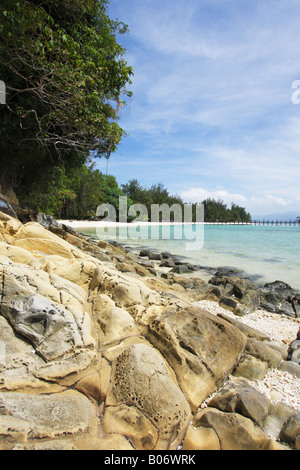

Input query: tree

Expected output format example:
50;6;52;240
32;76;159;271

0;0;133;196
202;199;251;223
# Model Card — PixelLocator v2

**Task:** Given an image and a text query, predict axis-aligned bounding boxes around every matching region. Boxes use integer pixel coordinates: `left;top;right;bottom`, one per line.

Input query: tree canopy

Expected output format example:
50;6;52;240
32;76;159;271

0;0;133;196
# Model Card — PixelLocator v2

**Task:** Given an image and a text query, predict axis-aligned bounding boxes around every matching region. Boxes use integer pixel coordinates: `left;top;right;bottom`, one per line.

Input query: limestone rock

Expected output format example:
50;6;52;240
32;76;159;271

279;413;300;445
208;378;270;427
145;305;247;411
182;426;220;450
0;264;94;362
101;404;159;450
105;342;191;450
245;338;283;369
94;434;135;450
233;354;269;381
97;306;140;349
0;391;97;450
194;408;277;451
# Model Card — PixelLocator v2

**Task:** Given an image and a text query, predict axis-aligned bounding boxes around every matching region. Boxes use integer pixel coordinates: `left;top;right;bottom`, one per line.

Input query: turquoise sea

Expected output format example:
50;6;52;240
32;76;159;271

79;224;300;291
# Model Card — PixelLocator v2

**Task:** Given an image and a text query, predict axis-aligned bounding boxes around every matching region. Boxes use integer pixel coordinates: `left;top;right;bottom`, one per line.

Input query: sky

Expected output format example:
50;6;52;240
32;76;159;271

97;0;300;217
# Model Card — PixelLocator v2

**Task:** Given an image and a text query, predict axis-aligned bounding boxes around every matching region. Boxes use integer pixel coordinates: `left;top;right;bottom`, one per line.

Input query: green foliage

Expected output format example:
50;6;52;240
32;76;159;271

0;0;133;195
201;198;251;223
122;181;251;223
121;180;184;220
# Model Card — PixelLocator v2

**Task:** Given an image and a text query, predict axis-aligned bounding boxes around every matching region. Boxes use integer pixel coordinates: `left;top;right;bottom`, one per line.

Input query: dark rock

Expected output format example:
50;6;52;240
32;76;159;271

160;258;175;268
173;257;185;265
214;267;244;277
36;212;63;230
264;280;293;291
184;263;200;272
0;197;18;219
170;276;206;291
170;265;190;274
209;275;261;314
260;280;299;318
138;260;155;268
161;252;173;259
219;296;240;312
139;249;150;257
260;292;296;318
13;206;37;223
148;252;163;261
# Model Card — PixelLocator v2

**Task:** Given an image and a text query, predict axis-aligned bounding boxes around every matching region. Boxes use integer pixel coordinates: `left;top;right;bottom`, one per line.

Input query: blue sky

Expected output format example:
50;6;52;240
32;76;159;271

96;0;300;217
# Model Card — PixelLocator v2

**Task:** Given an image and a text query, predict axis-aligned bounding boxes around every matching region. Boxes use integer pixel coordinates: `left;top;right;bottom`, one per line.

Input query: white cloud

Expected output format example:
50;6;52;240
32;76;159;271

108;0;300;215
180;186;297;217
181;188;247;206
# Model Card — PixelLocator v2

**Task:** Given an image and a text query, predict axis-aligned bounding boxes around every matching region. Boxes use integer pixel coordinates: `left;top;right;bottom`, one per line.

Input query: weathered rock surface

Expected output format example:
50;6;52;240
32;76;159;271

145;305;247;411
0;209;299;450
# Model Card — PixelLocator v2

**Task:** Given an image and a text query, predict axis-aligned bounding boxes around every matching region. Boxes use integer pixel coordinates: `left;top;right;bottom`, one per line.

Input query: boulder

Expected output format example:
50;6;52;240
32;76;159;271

170;264;190;274
288;328;300;363
160;258;175;268
260;291;296;317
279;413;300;446
208;378;270;427
0;392;97;450
193;408;278;451
209;275;261;315
145;305;247;411
96;306;140;349
104;342;191;450
245;339;283;369
148;252;162;261
1;211;299;450
0;263;94;362
233;354;269;381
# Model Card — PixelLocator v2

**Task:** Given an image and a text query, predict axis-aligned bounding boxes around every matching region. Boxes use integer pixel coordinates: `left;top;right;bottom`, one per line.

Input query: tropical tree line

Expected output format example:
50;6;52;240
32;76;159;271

121;179;252;223
17;165;252;223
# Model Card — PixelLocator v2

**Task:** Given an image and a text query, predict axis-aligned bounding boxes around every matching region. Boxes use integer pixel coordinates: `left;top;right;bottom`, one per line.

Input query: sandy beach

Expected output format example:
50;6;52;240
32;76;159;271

195;300;300;412
58;220;254;228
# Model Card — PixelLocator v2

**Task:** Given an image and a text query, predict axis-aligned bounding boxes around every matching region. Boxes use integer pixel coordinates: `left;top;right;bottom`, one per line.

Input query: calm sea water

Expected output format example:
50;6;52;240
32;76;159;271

79;224;300;291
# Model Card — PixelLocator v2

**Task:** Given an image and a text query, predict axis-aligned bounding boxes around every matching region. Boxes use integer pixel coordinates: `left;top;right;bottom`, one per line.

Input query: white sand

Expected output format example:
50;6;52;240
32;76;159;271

195;300;300;348
195;300;300;411
58;220;194;228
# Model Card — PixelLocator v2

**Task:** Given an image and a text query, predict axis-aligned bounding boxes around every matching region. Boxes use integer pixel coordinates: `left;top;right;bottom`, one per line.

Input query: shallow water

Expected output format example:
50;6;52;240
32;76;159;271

78;224;300;291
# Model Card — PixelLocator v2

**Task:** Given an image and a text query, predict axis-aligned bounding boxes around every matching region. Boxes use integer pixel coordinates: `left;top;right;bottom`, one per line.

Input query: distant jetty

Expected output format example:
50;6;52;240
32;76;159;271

252;219;300;226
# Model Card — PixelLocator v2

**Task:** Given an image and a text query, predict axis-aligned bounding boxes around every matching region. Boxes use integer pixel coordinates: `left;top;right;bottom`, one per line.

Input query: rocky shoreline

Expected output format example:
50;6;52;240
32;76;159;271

0;203;299;450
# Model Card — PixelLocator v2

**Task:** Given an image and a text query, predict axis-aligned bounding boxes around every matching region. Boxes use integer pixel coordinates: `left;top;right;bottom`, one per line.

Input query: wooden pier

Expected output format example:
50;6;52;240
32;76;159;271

252;220;299;226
